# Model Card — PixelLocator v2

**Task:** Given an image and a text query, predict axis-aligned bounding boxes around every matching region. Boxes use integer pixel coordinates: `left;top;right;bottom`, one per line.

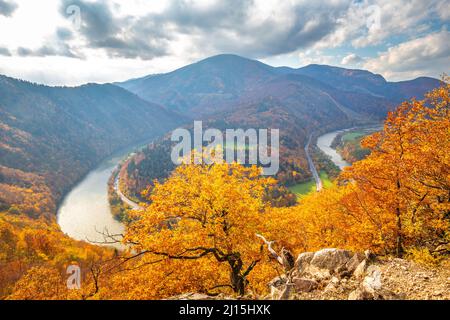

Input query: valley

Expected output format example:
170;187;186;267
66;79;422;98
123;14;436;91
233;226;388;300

0;54;445;300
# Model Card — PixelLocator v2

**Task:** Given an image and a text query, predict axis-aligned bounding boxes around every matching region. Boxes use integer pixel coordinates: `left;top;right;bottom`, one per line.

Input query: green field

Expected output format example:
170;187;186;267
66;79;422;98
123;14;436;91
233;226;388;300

289;171;333;197
342;131;365;142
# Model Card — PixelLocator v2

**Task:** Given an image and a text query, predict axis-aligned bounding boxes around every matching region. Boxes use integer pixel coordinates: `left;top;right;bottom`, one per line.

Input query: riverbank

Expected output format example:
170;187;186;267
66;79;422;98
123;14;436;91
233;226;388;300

57;140;152;245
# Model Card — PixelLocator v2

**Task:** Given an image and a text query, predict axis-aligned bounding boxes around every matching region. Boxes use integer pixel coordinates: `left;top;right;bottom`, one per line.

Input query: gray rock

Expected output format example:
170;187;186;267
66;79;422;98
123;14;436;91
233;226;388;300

295;252;314;272
268;276;287;289
309;248;354;274
353;259;368;279
362;266;382;294
345;252;365;275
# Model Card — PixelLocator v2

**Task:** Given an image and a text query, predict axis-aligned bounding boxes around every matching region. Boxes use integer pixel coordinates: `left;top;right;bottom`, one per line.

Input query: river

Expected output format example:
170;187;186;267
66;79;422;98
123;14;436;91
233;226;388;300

56;128;367;246
57;144;146;246
316;129;351;170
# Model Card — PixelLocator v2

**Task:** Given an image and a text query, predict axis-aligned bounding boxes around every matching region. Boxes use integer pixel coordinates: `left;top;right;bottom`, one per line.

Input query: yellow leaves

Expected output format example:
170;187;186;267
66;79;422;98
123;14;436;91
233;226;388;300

119;161;283;296
116;80;449;297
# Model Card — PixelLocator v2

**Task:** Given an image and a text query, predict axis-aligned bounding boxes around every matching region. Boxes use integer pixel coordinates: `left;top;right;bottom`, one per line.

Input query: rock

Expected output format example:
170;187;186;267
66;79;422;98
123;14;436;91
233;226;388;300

169;293;232;300
293;278;318;292
279;283;295;300
353;259;368;279
433;290;444;296
270;286;283;300
362;266;382;294
295;249;369;281
364;249;376;261
348;288;372;300
344;252;365;276
268;276;286;299
310;249;354;273
295;252;314;272
268;275;287;289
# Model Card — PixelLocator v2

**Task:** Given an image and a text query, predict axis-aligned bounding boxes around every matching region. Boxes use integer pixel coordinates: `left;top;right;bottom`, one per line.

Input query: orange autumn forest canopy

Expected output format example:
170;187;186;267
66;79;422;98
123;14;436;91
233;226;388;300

4;80;449;299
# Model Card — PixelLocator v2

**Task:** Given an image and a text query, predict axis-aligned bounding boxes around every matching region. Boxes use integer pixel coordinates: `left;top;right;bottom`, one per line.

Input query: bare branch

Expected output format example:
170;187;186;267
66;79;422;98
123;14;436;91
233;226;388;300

255;233;283;265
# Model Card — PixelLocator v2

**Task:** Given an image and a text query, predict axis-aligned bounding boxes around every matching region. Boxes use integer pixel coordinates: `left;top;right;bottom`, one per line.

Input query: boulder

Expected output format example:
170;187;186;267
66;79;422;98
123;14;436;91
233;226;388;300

344;252;365;275
310;249;354;273
293;278;319;292
362;266;382;294
353;259;368;279
295;252;314;272
268;276;287;300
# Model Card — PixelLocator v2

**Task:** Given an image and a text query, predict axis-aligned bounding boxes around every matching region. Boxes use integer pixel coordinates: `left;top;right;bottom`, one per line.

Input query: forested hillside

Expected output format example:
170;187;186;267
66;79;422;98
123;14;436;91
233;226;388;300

0;75;183;218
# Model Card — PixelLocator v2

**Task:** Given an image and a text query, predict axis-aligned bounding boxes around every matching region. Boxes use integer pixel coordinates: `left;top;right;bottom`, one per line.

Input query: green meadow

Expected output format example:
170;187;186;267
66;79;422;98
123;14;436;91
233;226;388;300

289;171;333;197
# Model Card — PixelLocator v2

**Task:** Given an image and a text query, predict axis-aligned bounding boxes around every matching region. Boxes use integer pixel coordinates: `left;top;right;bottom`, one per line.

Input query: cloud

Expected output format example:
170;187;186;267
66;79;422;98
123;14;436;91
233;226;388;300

0;46;11;56
341;53;364;66
1;0;449;84
54;0;354;60
146;0;351;58
0;0;17;17
59;0;171;60
315;0;449;49
363;30;450;80
298;50;338;66
17;43;80;58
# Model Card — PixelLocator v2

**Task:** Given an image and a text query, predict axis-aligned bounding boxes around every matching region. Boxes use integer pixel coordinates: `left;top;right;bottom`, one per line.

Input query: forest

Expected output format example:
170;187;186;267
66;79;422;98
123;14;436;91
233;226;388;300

1;82;448;299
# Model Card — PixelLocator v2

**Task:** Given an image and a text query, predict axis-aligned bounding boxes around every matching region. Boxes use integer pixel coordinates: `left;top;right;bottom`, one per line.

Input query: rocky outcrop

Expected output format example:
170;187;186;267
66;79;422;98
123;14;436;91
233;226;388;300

269;248;399;300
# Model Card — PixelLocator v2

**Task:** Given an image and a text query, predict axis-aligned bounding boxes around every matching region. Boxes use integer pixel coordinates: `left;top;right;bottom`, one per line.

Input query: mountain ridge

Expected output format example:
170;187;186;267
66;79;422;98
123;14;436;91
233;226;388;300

117;54;440;118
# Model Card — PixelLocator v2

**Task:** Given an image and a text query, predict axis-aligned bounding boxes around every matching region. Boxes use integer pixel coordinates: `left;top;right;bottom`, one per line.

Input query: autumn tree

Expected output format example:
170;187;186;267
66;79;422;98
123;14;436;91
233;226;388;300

340;80;449;256
123;162;277;295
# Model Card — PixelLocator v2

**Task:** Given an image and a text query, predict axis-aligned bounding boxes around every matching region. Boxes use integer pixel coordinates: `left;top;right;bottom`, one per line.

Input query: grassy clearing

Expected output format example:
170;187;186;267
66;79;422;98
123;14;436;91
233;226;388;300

342;131;365;142
289;171;333;196
288;179;316;196
320;171;333;188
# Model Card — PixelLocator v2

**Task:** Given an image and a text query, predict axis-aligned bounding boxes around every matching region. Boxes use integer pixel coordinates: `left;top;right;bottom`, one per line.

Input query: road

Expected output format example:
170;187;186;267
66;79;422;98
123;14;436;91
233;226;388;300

114;174;143;210
305;134;323;192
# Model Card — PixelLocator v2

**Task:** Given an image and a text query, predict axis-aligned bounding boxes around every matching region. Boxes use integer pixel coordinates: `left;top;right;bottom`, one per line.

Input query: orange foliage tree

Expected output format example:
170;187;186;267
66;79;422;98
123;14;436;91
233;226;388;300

339;80;449;256
122;162;286;296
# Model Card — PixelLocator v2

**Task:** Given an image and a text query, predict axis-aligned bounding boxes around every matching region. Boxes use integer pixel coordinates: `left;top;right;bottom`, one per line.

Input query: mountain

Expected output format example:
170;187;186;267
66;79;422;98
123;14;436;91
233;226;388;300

0;75;183;217
118;54;441;120
118;54;277;115
116;54;441;198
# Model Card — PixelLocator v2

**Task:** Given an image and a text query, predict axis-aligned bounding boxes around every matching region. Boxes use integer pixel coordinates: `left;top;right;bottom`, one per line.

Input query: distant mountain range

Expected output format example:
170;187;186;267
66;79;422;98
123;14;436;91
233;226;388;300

118;54;440;122
0;54;441;216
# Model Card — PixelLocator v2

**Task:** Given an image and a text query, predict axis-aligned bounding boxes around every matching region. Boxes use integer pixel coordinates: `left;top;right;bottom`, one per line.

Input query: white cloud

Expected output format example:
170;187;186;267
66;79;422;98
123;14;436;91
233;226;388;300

298;50;338;66
341;53;364;66
363;30;450;80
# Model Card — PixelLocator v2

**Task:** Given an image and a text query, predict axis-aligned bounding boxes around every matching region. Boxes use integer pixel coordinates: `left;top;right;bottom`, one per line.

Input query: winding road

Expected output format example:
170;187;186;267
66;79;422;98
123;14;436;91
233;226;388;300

114;174;143;210
305;134;323;192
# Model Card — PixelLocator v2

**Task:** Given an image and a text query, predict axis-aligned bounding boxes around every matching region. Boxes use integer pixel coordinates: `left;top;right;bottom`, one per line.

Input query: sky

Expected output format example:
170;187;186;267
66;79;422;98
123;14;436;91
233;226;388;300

0;0;448;86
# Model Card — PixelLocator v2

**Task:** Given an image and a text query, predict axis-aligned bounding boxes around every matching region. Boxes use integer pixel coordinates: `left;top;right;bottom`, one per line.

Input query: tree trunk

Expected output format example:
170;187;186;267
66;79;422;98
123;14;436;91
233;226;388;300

228;256;246;296
395;177;404;257
395;207;403;257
